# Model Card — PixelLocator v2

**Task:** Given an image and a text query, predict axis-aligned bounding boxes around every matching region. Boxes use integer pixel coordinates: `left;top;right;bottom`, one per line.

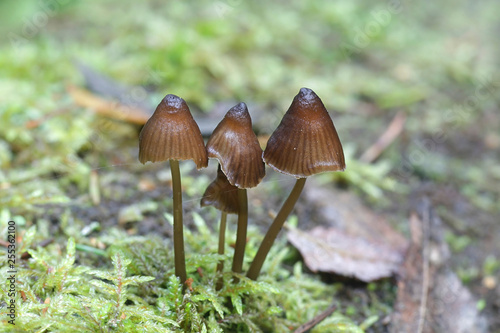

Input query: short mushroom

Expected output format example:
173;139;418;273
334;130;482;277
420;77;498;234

201;164;240;214
201;164;239;289
206;102;265;275
139;94;208;284
246;87;345;280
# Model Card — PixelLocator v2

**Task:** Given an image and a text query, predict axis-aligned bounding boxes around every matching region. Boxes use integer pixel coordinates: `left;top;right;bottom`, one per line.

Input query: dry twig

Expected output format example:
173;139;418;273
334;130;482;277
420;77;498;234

360;112;406;163
417;207;431;333
293;303;337;333
67;85;150;124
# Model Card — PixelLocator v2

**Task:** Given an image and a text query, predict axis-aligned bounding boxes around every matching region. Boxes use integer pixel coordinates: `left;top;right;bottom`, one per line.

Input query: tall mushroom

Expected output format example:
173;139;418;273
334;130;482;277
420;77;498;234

206;102;265;276
139;94;208;284
246;87;345;280
201;164;239;289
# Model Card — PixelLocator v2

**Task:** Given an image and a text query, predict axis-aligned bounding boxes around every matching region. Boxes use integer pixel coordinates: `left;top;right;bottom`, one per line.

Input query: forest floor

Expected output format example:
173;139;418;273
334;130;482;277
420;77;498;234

1;0;499;332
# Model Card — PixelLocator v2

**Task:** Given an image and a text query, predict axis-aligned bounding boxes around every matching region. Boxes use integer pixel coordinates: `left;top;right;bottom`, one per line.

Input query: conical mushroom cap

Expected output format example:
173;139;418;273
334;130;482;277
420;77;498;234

200;165;239;214
206;102;265;188
139;94;208;169
263;88;345;178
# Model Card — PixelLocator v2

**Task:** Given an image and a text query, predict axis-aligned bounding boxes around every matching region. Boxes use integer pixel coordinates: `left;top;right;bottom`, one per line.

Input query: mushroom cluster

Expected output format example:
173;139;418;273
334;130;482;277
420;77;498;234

139;88;345;286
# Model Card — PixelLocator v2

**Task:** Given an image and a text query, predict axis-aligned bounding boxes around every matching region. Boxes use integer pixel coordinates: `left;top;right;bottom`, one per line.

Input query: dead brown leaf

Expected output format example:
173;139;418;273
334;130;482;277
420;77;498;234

287;226;405;282
303;180;408;251
285;180;409;282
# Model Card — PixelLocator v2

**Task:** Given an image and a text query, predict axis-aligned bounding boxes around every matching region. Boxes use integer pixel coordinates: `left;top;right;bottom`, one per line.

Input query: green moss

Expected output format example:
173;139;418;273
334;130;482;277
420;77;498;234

1;219;366;332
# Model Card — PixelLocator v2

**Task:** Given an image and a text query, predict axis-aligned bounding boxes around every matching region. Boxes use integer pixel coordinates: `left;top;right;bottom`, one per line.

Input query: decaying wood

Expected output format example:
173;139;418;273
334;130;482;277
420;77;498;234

391;198;488;333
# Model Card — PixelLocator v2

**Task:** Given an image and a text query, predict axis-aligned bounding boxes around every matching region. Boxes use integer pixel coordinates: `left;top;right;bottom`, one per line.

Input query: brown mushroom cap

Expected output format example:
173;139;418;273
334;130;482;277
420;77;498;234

139;94;208;169
263;87;345;178
206;102;265;188
200;165;239;214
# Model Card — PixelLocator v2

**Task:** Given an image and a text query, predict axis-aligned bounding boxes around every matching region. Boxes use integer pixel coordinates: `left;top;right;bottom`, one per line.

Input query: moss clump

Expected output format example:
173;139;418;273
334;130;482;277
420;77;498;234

0;214;366;332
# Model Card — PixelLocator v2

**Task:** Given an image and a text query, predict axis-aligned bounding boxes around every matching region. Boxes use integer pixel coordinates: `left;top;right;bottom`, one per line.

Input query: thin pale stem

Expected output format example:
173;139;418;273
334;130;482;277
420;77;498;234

216;211;227;290
232;188;248;276
170;159;187;284
247;177;307;280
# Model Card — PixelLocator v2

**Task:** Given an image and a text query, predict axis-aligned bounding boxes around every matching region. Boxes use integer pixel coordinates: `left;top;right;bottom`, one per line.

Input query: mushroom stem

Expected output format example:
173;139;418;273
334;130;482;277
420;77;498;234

216;211;227;290
232;188;248;277
170;159;187;284
247;177;306;280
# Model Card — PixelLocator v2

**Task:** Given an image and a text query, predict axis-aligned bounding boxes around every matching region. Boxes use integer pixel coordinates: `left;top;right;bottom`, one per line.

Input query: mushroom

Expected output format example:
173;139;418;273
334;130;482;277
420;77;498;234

246;87;345;280
201;164;240;214
206;102;265;276
139;94;208;284
201;164;239;289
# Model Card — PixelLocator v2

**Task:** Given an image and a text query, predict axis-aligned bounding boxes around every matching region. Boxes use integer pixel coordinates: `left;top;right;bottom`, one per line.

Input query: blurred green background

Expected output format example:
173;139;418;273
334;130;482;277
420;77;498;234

1;0;499;330
1;0;499;214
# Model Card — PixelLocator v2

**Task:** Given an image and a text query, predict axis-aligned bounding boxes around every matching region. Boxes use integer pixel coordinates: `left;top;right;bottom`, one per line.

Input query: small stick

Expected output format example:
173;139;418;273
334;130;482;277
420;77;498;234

417;206;431;333
89;170;101;205
25;108;69;129
67;85;150;124
360;112;406;163
293;303;337;333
